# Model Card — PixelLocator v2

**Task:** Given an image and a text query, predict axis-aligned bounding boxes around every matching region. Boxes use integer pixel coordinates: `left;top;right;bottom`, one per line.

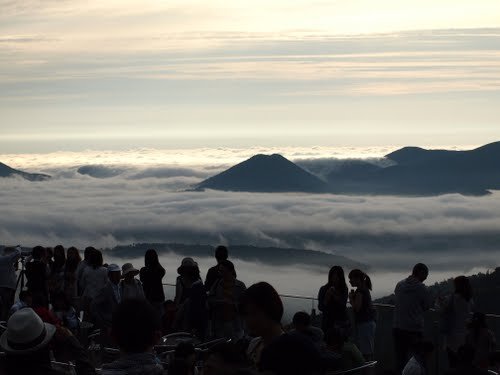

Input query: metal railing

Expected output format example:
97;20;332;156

163;282;500;375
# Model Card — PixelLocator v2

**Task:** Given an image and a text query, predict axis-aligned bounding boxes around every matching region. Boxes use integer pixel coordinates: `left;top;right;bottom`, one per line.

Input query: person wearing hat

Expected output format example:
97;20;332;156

0;308;95;375
173;257;207;339
91;264;122;333
120;263;145;301
0;246;21;320
174;257;201;306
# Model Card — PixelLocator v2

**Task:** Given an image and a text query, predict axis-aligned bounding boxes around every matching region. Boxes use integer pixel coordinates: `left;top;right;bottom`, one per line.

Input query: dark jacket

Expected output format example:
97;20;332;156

91;281;120;329
393;276;432;332
140;265;165;304
318;284;349;332
204;265;220;292
26;260;49;296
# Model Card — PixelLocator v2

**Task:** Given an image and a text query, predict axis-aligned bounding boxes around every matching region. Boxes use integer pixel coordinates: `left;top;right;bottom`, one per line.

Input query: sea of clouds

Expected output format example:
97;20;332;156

1;146;499;273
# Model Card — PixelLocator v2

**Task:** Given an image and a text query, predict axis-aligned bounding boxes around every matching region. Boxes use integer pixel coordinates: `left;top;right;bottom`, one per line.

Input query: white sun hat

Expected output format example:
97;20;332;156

0;308;56;354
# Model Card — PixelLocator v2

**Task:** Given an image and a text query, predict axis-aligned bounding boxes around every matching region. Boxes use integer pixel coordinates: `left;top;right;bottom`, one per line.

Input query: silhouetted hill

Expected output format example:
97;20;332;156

196;154;329;193
327;142;500;196
0;162;50;181
376;267;500;315
107;243;366;271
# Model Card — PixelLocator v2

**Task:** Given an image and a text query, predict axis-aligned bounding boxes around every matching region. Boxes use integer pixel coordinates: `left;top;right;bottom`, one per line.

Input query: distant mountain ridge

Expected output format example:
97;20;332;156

107;242;366;270
0;162;50;181
197;142;500;196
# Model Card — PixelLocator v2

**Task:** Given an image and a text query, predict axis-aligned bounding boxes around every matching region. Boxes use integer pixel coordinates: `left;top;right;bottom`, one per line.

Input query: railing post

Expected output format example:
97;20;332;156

433;318;440;375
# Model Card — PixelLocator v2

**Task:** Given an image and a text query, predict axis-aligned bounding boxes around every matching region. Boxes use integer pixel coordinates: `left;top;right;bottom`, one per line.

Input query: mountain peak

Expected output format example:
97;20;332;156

0;162;51;181
197;153;328;193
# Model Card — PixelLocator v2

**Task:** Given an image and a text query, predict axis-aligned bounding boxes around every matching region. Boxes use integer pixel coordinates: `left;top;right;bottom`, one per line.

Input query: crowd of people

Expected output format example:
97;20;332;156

0;244;497;375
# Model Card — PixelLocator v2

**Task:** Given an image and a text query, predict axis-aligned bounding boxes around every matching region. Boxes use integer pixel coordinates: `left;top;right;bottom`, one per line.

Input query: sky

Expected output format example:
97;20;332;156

1;0;500;152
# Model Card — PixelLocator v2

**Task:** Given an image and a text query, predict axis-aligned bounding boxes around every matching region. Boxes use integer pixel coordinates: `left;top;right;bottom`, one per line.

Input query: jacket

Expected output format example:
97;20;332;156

393;276;432;332
91;281;120;329
140;265;165;303
0;249;20;289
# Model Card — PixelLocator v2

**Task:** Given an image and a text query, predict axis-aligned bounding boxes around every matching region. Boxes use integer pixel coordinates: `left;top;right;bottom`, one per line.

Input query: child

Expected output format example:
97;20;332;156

51;291;79;332
9;290;32;316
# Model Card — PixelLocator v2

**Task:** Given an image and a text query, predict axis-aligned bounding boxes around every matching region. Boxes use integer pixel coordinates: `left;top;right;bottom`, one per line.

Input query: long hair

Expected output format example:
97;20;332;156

88;248;103;269
328;266;348;295
349;269;373;291
65;246;81;273
145;249;161;268
454;276;472;302
53;245;66;270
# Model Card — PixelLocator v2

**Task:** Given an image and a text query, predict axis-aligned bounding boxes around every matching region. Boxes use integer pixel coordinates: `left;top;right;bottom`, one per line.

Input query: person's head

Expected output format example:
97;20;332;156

328;266;347;290
412;263;429;282
51;291;70;311
144;249;160;268
215;245;229;263
292;311;311;332
177;258;200;281
348;269;372;290
87;247;103;269
241;282;283;337
66;247;81;262
32;246;46;261
53;245;65;266
204;342;249;375
107;264;122;285
454;276;472;302
413;340;434;360
219;259;236;281
121;263;139;281
0;308;56;357
83;246;94;261
19;290;32;306
111;299;161;354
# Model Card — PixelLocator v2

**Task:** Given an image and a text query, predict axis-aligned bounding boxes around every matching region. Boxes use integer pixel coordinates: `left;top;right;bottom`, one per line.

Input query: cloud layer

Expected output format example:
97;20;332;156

1;150;499;271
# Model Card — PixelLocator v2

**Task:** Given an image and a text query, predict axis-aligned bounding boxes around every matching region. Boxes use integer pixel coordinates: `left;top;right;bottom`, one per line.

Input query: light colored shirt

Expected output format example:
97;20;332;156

82;266;108;299
111;282;121;304
0;249;20;289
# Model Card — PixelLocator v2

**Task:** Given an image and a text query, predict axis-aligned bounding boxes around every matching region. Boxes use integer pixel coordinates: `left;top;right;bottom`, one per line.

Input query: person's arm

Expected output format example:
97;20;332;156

318;287;326;312
204;268;214;292
139;268;145;283
350;291;363;313
3;249;21;264
137;280;145;299
174;277;182;305
421;285;433;312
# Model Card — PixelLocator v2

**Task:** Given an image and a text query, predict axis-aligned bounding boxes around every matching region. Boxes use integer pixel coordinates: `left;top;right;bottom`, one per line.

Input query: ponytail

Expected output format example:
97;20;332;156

349;269;372;291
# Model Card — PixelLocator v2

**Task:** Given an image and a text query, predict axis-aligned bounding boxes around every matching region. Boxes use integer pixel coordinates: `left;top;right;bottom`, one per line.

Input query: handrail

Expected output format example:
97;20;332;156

162;283;500;318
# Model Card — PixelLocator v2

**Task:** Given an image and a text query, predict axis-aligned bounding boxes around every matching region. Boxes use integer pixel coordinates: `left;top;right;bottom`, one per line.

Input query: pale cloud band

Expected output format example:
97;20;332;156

1;0;499;150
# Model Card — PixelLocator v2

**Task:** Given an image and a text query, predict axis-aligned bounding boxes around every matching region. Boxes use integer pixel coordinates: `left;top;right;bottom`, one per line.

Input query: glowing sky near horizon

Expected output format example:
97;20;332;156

1;0;500;153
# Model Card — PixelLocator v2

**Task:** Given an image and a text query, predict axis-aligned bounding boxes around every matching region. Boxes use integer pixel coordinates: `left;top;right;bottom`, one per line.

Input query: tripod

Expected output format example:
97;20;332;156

16;256;27;293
